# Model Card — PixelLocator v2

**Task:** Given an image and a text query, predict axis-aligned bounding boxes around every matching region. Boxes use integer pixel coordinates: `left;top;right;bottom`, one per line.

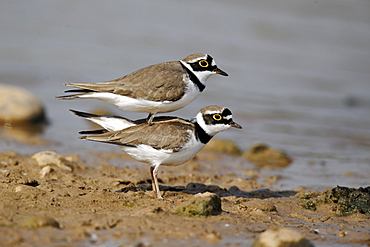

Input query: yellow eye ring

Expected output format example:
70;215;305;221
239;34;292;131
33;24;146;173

199;60;209;67
213;114;222;121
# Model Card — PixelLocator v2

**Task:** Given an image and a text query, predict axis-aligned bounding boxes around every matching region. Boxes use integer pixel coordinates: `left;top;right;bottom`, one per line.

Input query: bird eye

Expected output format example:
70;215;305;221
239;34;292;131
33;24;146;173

213;114;222;121
199;60;209;67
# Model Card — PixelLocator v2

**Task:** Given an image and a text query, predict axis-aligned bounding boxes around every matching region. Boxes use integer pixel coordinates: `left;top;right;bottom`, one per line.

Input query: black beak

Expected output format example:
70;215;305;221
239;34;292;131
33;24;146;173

214;67;228;76
230;121;242;129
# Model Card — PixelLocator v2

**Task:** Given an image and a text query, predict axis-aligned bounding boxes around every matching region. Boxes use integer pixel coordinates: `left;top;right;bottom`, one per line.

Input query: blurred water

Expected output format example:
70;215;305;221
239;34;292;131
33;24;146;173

1;0;370;191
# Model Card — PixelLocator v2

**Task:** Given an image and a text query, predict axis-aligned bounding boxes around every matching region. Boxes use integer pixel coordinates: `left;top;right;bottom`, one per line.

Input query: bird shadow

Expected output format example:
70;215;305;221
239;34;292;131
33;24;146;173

116;181;297;199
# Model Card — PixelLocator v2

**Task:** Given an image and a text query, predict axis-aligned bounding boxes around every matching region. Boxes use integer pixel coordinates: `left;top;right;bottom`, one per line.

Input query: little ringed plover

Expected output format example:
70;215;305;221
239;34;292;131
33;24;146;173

71;105;241;198
58;53;228;124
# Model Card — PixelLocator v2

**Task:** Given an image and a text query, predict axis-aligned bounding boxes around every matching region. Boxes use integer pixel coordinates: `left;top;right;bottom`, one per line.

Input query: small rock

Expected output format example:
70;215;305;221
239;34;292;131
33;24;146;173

14;184;41;199
32;151;72;172
0;84;46;125
252;228;314;247
326;185;370;216
243;143;292;168
236;199;277;213
204;230;222;243
174;192;221;217
15;185;38;193
19;216;60;228
203;138;241;155
298;186;370;216
300;200;317;211
14;186;23;192
39;165;53;179
338;231;348;238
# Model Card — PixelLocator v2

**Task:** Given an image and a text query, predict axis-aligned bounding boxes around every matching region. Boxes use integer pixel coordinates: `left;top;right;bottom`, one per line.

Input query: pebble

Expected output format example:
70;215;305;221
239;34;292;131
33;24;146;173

252;228;314;247
300;185;370;216
174;192;221;217
329;185;370;216
204;230;222;244
31;151;72;172
19;216;60;228
236;199;277;213
243;143;292;168
0;84;46;125
14;185;36;193
39;165;53;179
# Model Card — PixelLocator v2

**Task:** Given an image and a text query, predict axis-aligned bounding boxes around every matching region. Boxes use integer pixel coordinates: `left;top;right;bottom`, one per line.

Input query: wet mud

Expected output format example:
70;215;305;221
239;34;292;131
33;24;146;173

0;150;369;246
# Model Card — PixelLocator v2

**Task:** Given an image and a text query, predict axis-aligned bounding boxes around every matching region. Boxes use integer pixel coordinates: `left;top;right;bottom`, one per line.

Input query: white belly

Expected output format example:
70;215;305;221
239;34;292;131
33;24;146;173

121;135;205;167
79;82;200;114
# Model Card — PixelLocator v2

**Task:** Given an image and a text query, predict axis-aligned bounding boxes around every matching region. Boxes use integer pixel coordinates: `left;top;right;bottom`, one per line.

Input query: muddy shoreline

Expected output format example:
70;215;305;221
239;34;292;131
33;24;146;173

0;149;369;247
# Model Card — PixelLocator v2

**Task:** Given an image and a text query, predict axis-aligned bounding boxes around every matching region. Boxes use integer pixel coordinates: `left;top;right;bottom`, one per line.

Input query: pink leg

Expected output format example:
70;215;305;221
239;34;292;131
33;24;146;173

150;165;162;198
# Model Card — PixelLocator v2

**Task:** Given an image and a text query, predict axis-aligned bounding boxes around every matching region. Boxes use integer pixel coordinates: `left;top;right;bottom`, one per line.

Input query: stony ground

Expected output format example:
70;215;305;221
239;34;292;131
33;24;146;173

0;149;369;247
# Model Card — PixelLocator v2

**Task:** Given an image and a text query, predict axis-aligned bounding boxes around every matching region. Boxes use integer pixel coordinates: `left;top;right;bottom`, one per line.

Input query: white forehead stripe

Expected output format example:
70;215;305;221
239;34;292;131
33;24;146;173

203;110;229;115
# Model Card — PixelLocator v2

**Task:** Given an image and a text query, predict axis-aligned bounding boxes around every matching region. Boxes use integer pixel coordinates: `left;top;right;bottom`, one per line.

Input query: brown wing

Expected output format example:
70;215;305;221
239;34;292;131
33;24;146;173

80;119;194;151
66;61;188;102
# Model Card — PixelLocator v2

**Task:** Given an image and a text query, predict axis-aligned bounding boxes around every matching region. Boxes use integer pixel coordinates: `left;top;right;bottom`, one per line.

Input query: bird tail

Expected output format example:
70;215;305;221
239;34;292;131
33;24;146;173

69;109;136;132
55;81;116;99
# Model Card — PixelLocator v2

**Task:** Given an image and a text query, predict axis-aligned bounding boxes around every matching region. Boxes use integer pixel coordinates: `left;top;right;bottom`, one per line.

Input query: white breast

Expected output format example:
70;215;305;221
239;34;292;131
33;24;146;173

121;130;205;167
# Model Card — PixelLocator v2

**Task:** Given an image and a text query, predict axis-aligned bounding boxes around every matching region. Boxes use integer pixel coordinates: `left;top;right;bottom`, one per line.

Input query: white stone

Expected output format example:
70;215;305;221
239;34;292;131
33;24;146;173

253;228;314;247
0;84;45;125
